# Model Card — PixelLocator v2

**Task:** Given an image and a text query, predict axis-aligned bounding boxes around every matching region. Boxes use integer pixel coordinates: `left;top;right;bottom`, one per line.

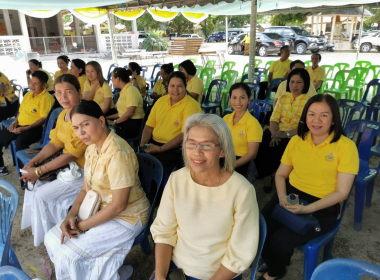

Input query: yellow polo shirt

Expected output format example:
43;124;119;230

274;80;317;100
187;76;205;104
146;94;202;144
84;80;115;111
271;92;310;132
153;79;167;96
117;83;144;119
130;75;147;97
78;75;87;95
39;69;54;92
269;59;292;79
281;132;359;198
49;109;87;168
306;66;326;88
223;110;263;156
0;71;16;104
54;69;71;81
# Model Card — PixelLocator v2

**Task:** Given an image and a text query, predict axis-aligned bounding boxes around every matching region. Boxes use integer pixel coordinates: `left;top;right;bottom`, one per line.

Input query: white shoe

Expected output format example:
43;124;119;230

118;265;134;280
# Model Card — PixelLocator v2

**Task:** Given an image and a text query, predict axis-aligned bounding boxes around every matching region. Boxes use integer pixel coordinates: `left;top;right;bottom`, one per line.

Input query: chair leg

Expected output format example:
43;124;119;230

365;180;375;208
140;237;151;255
303;246;321;280
354;180;366;231
322;238;335;261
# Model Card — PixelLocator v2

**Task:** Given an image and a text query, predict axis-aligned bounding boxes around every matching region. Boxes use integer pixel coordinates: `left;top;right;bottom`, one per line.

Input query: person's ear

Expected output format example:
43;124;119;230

43;82;48;89
220;149;225;158
99;116;106;128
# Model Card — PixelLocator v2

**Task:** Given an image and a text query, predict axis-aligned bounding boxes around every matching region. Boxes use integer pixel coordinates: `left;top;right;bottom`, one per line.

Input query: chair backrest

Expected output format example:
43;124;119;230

255;59;263;68
248;99;270;125
174;64;179;71
12;84;23;98
205;60;216;69
221;70;239;91
241;63;249;81
365;94;380;121
250;213;267;280
10;79;17;86
153;71;161;87
43;107;64;145
337;99;366;129
332;70;355;90
354;60;372;69
140;66;148;78
245;79;261;99
255;67;268;82
221;61;236;74
334;62;350;73
195;65;203;77
150;64;162;79
350;67;370;86
204;79;227;103
321;65;335;79
189;58;197;64
49;72;54;80
361;79;380;105
304;60;311;67
265;78;286;101
0;266;31;279
200;68;216;89
368;65;380;80
106;63;118;83
310;258;380;280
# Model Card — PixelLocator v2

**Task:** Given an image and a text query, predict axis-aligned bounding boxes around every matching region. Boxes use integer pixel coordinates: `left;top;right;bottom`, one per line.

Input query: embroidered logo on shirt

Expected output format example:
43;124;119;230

238;130;244;138
31;108;37;114
173;119;179;127
325;151;335;162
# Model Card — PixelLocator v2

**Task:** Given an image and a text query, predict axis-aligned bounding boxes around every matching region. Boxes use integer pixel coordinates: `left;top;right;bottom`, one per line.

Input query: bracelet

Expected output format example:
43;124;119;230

35;167;42;178
75;219;87;234
42;165;49;173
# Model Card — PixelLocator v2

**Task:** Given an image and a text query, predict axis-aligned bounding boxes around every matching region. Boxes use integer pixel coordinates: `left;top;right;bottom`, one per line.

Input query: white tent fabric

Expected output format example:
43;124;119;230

69;9;108;25
181;12;209;24
147;9;178;22
19;10;60;18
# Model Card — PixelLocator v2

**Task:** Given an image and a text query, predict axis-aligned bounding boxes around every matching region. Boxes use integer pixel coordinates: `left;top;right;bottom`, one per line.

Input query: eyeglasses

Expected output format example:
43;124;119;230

184;140;220;151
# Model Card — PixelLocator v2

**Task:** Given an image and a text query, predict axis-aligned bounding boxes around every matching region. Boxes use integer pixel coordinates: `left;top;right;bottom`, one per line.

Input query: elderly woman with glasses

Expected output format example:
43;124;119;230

150;113;259;280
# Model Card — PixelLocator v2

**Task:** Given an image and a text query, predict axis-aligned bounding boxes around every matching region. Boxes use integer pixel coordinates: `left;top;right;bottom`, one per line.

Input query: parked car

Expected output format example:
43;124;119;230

180;34;201;38
168;33;178;40
355;30;369;37
264;26;326;54
205;31;226;42
256;33;293;56
227;33;247;54
353;32;380;52
228;32;238;42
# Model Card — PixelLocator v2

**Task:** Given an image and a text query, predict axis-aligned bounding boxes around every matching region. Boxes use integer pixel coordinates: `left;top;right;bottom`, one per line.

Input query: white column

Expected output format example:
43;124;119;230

330;15;336;42
74;16;81;36
41;18;48;37
311;16;314;35
320;16;323;34
56;12;64;36
349;17;354;42
18;11;32;52
94;24;106;52
2;10;13;35
132;19;138;49
353;16;358;38
107;11;117;63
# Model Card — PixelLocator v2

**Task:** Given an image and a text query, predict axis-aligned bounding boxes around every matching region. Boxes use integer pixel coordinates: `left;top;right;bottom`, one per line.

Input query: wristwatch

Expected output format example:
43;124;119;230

113;118;118;124
286;131;290;137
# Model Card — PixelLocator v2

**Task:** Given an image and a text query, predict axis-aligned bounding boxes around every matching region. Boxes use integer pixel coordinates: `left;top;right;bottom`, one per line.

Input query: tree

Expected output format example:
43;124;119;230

364;4;380;30
167;14;196;35
270;13;308;26
137;13;162;31
63;14;73;24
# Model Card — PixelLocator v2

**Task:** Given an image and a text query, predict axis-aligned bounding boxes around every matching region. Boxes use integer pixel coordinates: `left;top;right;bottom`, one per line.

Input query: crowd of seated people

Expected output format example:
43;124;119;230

0;52;362;280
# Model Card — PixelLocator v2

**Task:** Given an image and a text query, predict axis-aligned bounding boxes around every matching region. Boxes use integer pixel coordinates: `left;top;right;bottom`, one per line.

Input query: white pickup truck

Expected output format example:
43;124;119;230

353;32;380;52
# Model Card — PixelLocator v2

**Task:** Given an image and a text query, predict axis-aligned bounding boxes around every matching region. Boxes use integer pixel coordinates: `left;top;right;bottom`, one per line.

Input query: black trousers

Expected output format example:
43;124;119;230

105;108;118;117
235;156;250;178
0;99;19;122
0;125;43;166
150;139;183;168
115;118;143;141
257;82;279;100
254;129;290;178
261;182;340;277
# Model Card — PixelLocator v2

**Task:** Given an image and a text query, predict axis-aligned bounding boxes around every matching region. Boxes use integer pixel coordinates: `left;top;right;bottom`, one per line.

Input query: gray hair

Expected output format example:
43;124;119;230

182;113;236;172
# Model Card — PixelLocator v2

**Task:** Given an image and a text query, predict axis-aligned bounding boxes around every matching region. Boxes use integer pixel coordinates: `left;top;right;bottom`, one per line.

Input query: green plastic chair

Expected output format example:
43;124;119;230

319;65;336;93
220;70;239;110
199;68;216;98
255;59;263;68
354;60;372;68
324;70;356;100
333;63;350;76
240;63;249;82
205;60;216;69
189;58;197;64
304;60;311;67
215;61;236;79
369;65;380;79
195;65;203;77
263;61;275;81
174;64;179;71
347;67;370;101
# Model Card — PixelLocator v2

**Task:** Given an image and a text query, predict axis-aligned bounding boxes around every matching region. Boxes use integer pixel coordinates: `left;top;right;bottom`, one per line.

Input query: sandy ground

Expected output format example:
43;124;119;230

1;47;380;279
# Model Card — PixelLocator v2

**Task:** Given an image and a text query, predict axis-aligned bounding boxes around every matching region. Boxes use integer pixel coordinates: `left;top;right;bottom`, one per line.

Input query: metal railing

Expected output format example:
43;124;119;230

0;37;22;56
29;36;98;55
64;36;97;53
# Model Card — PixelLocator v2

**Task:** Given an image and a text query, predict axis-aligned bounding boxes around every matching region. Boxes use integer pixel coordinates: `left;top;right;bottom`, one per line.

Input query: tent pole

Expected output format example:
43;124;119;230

248;0;257;83
107;11;118;64
226;16;228;51
356;4;364;61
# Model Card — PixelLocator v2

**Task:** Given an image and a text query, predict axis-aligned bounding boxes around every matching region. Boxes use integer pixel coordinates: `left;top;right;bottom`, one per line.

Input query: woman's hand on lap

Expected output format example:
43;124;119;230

146;144;161;154
19;167;39;184
278;194;288;208
269;137;281;147
60;215;79;244
285;204;309;215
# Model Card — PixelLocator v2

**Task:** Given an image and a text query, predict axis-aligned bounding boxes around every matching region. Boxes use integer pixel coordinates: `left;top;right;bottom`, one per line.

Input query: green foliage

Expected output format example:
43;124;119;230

364;5;380;30
63;14;73;24
137;13;162;31
166;14;195;36
114;16;132;33
141;30;170;51
270;13;308;26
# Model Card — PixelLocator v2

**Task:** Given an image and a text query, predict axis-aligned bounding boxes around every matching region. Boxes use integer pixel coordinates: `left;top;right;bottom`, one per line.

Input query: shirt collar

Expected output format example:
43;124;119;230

166;93;188;107
231;110;250;125
99;130;116;154
31;89;48;99
122;83;132;91
279;58;290;63
306;131;335;147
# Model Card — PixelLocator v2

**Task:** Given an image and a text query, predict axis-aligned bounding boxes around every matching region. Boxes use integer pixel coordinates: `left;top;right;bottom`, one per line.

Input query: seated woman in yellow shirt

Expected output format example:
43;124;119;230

0;71;54;176
179;59;204;103
83;61;116;116
223;83;263;177
306;53;325;91
259;94;358;280
150;113;259;280
45;100;150;280
0;71;18;122
140;71;202;168
70;59;87;94
128;62;147;97
151;63;174;100
26;59;54;93
107;68;144;140
54;55;71;80
20;74;87;247
254;68;311;193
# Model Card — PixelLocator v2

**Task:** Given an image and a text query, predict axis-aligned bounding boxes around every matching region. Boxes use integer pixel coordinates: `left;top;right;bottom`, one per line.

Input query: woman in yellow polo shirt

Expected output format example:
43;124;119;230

259;94;358;280
306;53;325;91
0;71;54;176
83;61;116;116
151;63;174;100
20;74;87;247
140;71;202;167
26;59;54;93
107;68;144;140
128;62;147;97
254;68;311;193
179;59;205;104
54;55;71;80
0;71;18;122
223;83;263;177
70;59;87;94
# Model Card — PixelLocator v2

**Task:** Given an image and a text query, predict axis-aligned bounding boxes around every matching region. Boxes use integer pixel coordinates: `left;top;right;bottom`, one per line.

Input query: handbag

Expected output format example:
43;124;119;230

167;269;187;280
271;199;321;236
78;190;101;221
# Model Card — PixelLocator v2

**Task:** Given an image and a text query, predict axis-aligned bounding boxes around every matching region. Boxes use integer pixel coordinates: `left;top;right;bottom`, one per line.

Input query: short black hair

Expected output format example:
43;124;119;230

71;59;86;76
286;68;310;94
280;46;290;52
179;60;197;76
290;60;305;70
29;59;42;68
55;74;81;92
128;62;141;75
297;94;344;143
31;70;49;84
57;55;70;64
161;63;174;75
311;53;322;61
112;67;132;84
229;82;252;98
168;71;187;89
70;100;108;127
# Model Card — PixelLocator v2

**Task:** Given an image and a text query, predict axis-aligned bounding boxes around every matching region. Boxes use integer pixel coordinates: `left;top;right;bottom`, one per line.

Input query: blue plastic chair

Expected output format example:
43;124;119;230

132;154;163;254
106;63;118;83
297;197;350;280
248;99;271;126
140;66;148;78
222;82;259;117
311;258;380;280
264;78;286;108
0;266;31;279
146;64;162;89
0;180;22;270
360;79;380;106
249;213;267;280
336;99;366;129
201;79;228;116
345;120;380;231
365;95;380;157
